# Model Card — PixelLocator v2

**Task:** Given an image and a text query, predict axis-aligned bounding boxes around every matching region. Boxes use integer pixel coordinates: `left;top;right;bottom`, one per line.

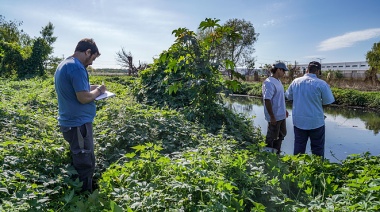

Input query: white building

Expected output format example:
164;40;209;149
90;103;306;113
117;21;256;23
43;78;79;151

233;61;377;79
235;67;267;75
297;61;371;78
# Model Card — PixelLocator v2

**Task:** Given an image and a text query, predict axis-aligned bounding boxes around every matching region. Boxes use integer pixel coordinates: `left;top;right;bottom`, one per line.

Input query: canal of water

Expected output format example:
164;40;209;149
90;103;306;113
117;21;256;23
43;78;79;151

225;95;380;163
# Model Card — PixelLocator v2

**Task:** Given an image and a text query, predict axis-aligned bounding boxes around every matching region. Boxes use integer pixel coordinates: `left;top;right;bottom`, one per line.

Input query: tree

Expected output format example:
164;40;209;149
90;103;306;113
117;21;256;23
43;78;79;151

135;18;256;141
135;18;248;111
0;15;23;43
20;23;57;77
0;16;31;76
0;15;31;48
0;42;23;77
40;22;60;74
45;55;63;75
116;47;148;75
207;18;259;80
263;64;272;77
366;42;380;85
286;61;300;82
0;17;57;77
22;38;50;77
40;22;56;54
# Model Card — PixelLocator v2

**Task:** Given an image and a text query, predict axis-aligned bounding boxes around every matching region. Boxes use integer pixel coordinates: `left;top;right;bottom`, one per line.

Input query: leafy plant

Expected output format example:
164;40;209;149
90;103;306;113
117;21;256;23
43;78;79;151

1;76;380;211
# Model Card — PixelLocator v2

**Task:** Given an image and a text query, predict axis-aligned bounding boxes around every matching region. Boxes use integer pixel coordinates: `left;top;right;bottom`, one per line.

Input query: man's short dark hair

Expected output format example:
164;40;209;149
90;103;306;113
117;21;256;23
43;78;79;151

308;61;321;73
75;38;100;56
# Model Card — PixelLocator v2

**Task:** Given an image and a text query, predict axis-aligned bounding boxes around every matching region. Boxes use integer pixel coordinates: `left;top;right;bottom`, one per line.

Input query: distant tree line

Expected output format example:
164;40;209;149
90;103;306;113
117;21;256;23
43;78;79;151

0;15;60;78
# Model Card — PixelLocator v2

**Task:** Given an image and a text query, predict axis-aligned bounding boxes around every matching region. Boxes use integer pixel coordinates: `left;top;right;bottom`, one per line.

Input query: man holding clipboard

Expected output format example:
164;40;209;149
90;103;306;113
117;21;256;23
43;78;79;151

54;38;107;192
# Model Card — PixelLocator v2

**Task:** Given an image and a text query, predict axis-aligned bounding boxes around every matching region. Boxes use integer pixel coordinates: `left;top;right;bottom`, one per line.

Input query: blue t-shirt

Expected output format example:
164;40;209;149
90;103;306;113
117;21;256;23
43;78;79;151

54;57;96;127
285;73;335;130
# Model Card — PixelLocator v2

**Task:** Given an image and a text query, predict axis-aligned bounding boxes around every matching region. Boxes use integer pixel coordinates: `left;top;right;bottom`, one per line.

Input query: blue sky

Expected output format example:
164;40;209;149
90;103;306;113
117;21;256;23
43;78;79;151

2;0;380;69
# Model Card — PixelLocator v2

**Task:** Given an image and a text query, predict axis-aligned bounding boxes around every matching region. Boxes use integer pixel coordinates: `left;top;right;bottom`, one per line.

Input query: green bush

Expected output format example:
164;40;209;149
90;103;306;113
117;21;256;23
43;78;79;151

332;87;380;109
230;81;380;111
134;21;257;142
1;76;380;211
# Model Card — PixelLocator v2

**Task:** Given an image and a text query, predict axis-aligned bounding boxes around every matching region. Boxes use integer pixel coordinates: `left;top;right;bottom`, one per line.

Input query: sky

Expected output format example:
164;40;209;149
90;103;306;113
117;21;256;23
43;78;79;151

1;0;380;69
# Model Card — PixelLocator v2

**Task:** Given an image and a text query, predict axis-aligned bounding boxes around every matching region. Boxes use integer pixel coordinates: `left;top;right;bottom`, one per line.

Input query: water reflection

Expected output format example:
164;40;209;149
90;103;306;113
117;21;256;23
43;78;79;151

324;106;380;135
225;95;380;163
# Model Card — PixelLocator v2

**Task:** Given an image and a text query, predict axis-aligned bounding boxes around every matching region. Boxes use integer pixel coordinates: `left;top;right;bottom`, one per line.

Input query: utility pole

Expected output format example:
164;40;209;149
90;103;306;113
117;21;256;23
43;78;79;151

316;57;325;63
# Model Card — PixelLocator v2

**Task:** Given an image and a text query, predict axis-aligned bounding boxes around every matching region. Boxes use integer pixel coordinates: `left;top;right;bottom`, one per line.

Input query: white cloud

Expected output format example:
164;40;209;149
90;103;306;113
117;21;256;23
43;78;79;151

304;55;324;59
263;19;276;27
318;28;380;51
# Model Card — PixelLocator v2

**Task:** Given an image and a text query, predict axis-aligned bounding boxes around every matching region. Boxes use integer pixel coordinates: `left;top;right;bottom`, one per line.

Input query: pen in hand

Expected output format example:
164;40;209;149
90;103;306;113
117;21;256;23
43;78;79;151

101;81;106;92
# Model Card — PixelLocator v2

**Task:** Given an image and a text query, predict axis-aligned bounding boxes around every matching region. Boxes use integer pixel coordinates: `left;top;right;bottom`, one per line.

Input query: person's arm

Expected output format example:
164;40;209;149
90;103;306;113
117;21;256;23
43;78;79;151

76;85;106;104
285;84;293;101
90;85;99;91
321;83;335;105
264;99;276;125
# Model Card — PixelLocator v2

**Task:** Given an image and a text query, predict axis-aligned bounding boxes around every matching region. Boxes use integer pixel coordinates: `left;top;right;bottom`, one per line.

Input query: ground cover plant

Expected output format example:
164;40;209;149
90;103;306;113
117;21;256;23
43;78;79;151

1;18;380;211
1;76;380;211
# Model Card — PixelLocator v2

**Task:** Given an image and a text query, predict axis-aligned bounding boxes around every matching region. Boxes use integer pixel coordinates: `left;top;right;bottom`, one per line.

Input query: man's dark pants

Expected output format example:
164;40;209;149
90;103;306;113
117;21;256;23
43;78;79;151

60;123;95;192
265;119;287;154
293;125;325;157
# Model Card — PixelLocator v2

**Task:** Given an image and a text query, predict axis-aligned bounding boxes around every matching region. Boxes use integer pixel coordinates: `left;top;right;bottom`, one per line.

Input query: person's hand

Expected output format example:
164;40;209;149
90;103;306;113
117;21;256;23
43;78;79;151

286;110;289;118
270;116;276;125
98;85;106;94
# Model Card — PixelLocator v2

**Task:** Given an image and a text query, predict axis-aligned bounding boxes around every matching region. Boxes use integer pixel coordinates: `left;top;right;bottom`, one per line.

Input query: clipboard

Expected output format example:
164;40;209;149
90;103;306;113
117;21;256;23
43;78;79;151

95;91;116;100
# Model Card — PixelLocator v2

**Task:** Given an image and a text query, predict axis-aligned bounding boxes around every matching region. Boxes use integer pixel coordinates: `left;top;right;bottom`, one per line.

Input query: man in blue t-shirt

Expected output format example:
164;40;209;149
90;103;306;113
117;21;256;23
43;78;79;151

285;61;335;158
54;38;106;192
262;62;289;154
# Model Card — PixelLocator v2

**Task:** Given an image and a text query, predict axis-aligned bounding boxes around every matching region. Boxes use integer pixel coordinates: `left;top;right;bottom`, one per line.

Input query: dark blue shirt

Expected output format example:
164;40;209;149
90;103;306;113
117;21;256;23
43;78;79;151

54;57;96;127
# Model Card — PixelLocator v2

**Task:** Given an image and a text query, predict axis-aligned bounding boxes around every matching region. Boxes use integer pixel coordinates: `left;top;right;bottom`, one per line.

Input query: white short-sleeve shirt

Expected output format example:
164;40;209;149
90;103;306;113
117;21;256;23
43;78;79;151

285;73;335;130
262;76;286;122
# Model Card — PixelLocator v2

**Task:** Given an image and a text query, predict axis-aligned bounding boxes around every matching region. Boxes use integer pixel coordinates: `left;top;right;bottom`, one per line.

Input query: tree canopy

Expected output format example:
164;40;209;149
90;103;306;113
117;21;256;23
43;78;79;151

134;18;255;139
365;41;380;84
0;16;58;78
366;42;380;72
198;18;259;79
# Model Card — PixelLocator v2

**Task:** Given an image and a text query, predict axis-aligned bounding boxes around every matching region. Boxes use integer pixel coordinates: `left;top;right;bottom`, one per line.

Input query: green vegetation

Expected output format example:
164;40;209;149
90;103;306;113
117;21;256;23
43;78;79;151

134;19;255;140
1;16;380;211
197;18;258;80
234;81;380;111
1;76;380;211
321;70;344;80
365;41;380;84
0;16;59;78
